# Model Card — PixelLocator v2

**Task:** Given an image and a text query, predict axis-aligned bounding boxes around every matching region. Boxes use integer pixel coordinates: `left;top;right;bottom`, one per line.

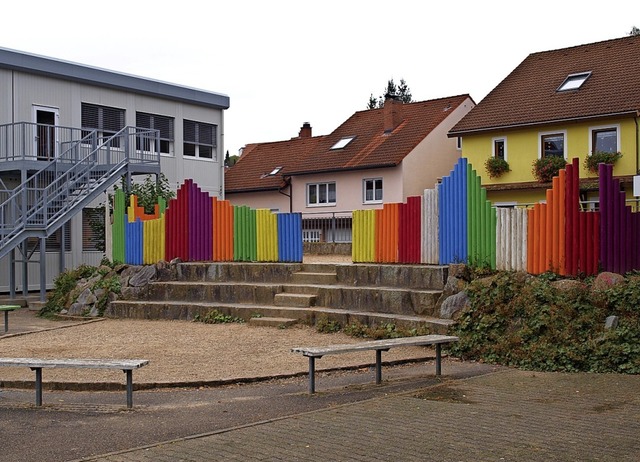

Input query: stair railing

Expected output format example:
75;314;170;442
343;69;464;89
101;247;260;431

0;126;160;259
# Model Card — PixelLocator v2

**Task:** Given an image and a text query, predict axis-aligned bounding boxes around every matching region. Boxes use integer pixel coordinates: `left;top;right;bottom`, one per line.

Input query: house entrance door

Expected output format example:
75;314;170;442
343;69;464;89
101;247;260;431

33;106;59;160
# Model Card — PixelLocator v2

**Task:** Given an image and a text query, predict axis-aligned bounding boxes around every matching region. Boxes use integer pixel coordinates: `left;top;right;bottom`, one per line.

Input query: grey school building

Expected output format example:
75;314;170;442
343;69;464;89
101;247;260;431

0;47;229;297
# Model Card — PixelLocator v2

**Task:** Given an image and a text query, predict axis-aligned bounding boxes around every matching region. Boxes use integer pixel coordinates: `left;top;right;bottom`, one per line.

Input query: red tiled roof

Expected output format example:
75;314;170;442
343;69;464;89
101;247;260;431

289;95;471;175
225;94;471;193
449;35;640;135
224;136;326;193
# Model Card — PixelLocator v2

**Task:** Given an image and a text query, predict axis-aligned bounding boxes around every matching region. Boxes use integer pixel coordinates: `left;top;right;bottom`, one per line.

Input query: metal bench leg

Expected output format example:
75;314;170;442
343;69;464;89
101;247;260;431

308;356;316;394
435;343;442;376
375;350;382;384
124;370;133;408
31;367;43;406
4;310;8;333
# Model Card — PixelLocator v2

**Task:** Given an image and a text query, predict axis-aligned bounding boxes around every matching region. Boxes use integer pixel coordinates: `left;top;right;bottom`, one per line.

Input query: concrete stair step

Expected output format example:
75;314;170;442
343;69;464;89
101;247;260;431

248;317;297;328
300;263;340;274
274;293;317;307
291;272;337;285
107;300;454;335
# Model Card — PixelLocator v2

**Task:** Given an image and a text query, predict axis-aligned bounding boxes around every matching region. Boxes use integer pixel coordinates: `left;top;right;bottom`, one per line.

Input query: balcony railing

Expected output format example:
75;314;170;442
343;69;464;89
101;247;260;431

301;211;352;243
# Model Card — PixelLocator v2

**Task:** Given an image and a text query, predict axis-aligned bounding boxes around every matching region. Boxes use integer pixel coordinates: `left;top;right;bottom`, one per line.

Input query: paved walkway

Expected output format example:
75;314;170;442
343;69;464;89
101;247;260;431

73;369;639;462
2;306;639;461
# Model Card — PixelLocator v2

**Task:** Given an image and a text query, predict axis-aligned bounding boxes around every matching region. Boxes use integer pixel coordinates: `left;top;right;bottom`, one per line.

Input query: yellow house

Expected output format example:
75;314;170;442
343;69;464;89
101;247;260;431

449;35;640;206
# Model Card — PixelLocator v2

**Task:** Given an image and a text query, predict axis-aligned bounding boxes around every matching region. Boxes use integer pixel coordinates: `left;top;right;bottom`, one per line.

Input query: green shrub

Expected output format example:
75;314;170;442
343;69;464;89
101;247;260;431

484;157;510;179
39;265;100;318
584;151;622;174
450;271;640;374
315;315;341;333
532;156;567;182
193;310;244;324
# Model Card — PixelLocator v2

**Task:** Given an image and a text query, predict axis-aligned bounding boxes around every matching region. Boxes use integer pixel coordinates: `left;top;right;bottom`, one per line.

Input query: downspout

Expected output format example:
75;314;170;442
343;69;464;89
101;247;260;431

635;115;639;175
278;176;292;213
220;113;225;199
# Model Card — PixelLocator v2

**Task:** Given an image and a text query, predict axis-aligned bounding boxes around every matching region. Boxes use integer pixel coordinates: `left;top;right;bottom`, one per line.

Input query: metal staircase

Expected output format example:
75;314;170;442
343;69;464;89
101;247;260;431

0;124;161;296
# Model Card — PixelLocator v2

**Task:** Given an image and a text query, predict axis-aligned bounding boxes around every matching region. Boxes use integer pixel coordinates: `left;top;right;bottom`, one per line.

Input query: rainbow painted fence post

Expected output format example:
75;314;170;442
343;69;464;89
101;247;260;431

112;179;303;264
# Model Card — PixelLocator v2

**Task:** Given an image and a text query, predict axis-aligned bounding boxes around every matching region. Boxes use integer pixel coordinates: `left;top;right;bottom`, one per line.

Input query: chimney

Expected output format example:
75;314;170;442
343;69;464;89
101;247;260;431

383;93;403;134
299;122;312;138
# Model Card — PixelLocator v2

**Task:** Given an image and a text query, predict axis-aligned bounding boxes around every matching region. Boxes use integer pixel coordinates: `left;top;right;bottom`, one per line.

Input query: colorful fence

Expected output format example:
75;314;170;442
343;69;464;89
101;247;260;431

112;179;303;265
353;157;636;277
599;162;640;274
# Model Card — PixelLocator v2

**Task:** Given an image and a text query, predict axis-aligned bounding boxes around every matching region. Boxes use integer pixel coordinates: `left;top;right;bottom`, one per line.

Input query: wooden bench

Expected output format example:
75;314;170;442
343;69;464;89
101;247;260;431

0;358;149;408
0;305;20;334
292;334;459;393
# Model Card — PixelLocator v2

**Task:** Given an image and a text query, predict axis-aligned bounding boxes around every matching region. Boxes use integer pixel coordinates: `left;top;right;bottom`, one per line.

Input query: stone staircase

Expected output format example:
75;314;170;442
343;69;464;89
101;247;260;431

107;262;455;334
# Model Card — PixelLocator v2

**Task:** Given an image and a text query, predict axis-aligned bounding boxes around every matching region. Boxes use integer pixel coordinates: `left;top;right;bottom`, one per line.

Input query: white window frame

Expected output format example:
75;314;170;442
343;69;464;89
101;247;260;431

363;178;383;204
456;136;462;150
306;182;336;207
538;130;567;159
492;137;507;161
588;124;620;155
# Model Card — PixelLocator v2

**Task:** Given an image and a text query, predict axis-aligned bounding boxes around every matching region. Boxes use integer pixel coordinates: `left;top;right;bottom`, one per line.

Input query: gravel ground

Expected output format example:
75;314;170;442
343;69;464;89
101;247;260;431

0;254;434;386
0;318;434;386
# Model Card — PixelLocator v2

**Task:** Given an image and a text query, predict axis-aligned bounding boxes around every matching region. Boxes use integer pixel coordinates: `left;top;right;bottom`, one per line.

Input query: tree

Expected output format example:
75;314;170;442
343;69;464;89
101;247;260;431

630;26;640;36
89;173;176;252
366;78;413;109
224;150;239;167
122;173;175;214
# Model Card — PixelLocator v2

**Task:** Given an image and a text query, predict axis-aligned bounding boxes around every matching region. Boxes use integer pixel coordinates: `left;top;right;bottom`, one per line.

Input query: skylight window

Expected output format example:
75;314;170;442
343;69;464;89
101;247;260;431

557;72;591;91
260;166;282;178
331;136;355;150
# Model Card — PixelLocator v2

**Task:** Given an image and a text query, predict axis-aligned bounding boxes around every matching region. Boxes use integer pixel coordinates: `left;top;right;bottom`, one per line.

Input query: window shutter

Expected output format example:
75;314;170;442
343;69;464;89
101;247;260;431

154;116;174;141
101;106;124;132
136;112;151;130
82;103;124;132
81;103;99;130
183;120;196;143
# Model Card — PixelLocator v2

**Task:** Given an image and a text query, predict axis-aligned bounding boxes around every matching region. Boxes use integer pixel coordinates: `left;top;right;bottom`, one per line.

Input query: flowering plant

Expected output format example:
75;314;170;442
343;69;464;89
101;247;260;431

484;157;510;179
584;151;622;174
532;156;567;183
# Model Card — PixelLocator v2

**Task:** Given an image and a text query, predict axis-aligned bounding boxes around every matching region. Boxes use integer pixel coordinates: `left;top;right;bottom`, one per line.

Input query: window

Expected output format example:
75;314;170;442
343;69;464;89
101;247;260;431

136;112;174;155
81;103;125;147
83;208;104;251
493;138;506;160
456;136;462;150
557;72;591;91
363;178;383;203
591;127;618;154
307;182;336;206
541;133;565;158
184;120;216;160
331;136;355;150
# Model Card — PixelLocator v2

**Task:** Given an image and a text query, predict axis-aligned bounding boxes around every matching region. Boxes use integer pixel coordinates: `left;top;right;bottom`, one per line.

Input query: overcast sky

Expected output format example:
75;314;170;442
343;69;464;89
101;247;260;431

1;1;635;158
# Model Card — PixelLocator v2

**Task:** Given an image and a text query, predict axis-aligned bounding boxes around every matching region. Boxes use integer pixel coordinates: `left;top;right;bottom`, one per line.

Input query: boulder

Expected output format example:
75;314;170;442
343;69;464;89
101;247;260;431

592;272;625;291
76;287;97;306
448;264;471;281
551;279;587;292
440;290;470;320
435;276;467;310
129;265;157;287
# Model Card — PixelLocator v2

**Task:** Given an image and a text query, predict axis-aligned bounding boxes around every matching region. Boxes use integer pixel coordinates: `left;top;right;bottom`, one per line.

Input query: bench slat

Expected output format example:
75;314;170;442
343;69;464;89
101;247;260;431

292;334;458;357
0;358;149;370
